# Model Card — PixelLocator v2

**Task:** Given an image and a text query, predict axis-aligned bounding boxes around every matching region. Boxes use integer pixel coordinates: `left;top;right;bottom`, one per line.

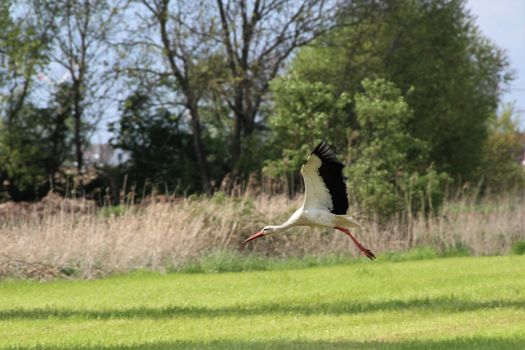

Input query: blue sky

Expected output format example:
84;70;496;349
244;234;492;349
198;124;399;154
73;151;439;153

467;0;525;125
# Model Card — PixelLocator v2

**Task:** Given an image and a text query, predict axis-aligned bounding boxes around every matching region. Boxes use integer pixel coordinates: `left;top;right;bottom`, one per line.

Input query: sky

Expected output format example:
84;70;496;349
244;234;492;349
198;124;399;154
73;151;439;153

466;0;525;125
90;0;525;143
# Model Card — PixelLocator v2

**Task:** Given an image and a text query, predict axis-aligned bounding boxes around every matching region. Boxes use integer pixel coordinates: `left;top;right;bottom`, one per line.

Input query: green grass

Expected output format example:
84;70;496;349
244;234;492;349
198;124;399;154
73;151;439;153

179;250;359;273
1;256;525;349
179;245;471;273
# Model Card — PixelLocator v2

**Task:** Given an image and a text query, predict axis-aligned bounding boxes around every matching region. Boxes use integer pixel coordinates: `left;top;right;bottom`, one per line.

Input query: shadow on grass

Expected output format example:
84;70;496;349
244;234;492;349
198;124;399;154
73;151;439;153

21;337;525;350
1;296;524;321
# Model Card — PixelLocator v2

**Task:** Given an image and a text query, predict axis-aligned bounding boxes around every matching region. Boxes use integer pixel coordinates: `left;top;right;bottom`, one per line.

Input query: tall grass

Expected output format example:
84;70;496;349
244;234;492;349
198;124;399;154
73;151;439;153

0;191;523;279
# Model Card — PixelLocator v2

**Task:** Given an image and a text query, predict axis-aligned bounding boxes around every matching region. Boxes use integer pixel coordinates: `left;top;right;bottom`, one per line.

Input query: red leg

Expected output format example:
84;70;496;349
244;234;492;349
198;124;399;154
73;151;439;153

335;226;376;260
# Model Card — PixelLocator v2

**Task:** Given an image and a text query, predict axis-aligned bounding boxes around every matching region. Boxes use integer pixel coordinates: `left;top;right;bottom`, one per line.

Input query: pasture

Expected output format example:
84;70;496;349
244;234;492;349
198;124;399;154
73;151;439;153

1;255;524;349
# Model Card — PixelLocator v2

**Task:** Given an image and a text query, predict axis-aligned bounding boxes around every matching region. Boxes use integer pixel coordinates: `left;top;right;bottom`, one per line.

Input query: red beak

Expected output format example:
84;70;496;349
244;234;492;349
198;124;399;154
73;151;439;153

242;231;266;245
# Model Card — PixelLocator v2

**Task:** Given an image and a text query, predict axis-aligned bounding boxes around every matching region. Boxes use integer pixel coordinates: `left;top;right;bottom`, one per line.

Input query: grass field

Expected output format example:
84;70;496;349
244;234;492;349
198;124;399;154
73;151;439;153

1;256;525;349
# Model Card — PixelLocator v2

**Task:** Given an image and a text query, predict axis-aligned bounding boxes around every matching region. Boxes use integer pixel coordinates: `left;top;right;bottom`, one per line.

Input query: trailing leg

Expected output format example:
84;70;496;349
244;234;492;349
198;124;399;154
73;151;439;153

335;226;376;260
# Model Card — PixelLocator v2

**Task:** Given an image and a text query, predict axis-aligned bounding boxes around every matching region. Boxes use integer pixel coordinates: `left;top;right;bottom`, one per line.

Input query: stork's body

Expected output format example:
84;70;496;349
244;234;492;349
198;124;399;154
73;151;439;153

243;141;376;260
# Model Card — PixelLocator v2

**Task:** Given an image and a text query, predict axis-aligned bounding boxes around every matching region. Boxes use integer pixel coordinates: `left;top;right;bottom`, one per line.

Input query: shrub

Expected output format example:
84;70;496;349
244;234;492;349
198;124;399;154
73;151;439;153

348;79;450;217
479;105;525;192
511;240;525;255
442;242;472;258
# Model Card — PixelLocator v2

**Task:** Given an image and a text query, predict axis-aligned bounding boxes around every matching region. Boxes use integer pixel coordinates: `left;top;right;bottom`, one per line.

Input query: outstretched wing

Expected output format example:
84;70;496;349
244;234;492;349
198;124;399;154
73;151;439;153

300;140;349;214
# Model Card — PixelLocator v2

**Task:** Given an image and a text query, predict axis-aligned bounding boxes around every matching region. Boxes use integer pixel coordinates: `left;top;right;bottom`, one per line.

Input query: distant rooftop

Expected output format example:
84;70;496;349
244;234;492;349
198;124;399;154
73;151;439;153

84;144;129;167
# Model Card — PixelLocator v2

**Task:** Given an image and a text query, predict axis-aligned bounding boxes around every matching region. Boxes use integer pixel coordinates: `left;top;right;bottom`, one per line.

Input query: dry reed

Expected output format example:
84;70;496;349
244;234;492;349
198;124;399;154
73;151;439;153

0;191;524;279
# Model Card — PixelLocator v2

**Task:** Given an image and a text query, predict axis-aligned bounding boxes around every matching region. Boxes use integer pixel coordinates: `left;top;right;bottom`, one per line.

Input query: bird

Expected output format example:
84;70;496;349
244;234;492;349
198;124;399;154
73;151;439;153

242;140;376;260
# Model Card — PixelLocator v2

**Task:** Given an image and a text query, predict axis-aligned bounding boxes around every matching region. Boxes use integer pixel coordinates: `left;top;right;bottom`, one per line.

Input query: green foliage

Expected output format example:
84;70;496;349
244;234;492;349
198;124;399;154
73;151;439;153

264;0;514;215
109;91;201;194
0;85;72;200
511;241;525;255
0;2;50;84
377;0;508;181
441;241;472;258
0;2;67;201
478;105;525;191
0;107;53;199
264;75;351;187
350;79;449;216
266;76;449;216
291;0;512;184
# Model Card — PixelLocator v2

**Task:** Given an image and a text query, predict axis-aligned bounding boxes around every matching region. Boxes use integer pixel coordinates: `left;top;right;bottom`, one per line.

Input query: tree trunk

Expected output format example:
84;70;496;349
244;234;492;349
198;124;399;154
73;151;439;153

72;80;84;192
231;111;243;176
231;108;257;176
187;99;211;193
230;87;245;175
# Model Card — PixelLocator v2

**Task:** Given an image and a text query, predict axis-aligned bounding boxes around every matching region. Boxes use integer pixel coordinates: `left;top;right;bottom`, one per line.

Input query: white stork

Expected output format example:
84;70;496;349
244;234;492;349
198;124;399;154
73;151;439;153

242;140;376;260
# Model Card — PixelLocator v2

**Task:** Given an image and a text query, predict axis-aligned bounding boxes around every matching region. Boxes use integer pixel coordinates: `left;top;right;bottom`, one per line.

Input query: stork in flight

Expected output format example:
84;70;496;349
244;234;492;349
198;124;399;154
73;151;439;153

242;140;376;260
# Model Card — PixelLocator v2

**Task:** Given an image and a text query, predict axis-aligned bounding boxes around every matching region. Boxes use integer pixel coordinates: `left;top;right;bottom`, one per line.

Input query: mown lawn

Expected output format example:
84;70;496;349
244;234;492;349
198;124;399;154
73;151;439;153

1;256;524;349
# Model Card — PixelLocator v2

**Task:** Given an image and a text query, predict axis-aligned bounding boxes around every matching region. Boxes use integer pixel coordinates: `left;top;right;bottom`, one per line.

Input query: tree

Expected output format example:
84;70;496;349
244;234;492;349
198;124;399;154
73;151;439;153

0;1;57;200
267;76;449;216
264;74;351;193
125;0;339;193
290;0;512;183
0;1;52;138
34;0;123;191
213;0;338;175
479;105;525;192
109;91;201;194
0;99;71;201
125;0;219;192
348;79;449;217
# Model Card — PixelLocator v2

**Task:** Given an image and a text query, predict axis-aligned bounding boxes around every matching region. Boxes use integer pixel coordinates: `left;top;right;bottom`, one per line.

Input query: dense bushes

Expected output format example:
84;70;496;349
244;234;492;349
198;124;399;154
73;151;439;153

266;76;451;216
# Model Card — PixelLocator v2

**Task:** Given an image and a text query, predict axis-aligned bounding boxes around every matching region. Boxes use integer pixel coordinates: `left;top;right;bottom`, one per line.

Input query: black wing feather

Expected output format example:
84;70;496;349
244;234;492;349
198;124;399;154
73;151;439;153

311;140;349;215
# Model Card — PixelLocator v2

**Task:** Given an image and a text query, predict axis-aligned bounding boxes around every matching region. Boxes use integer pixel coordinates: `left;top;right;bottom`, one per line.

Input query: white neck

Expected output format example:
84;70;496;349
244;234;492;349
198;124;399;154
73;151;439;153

268;218;297;234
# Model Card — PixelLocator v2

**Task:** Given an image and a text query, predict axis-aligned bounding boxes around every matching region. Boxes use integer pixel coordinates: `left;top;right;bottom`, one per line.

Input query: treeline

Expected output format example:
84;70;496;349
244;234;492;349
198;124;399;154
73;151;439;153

0;0;523;215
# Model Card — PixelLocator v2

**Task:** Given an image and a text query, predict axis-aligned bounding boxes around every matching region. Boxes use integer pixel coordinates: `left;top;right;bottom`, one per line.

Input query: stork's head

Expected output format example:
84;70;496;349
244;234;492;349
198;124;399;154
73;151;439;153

242;225;280;245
